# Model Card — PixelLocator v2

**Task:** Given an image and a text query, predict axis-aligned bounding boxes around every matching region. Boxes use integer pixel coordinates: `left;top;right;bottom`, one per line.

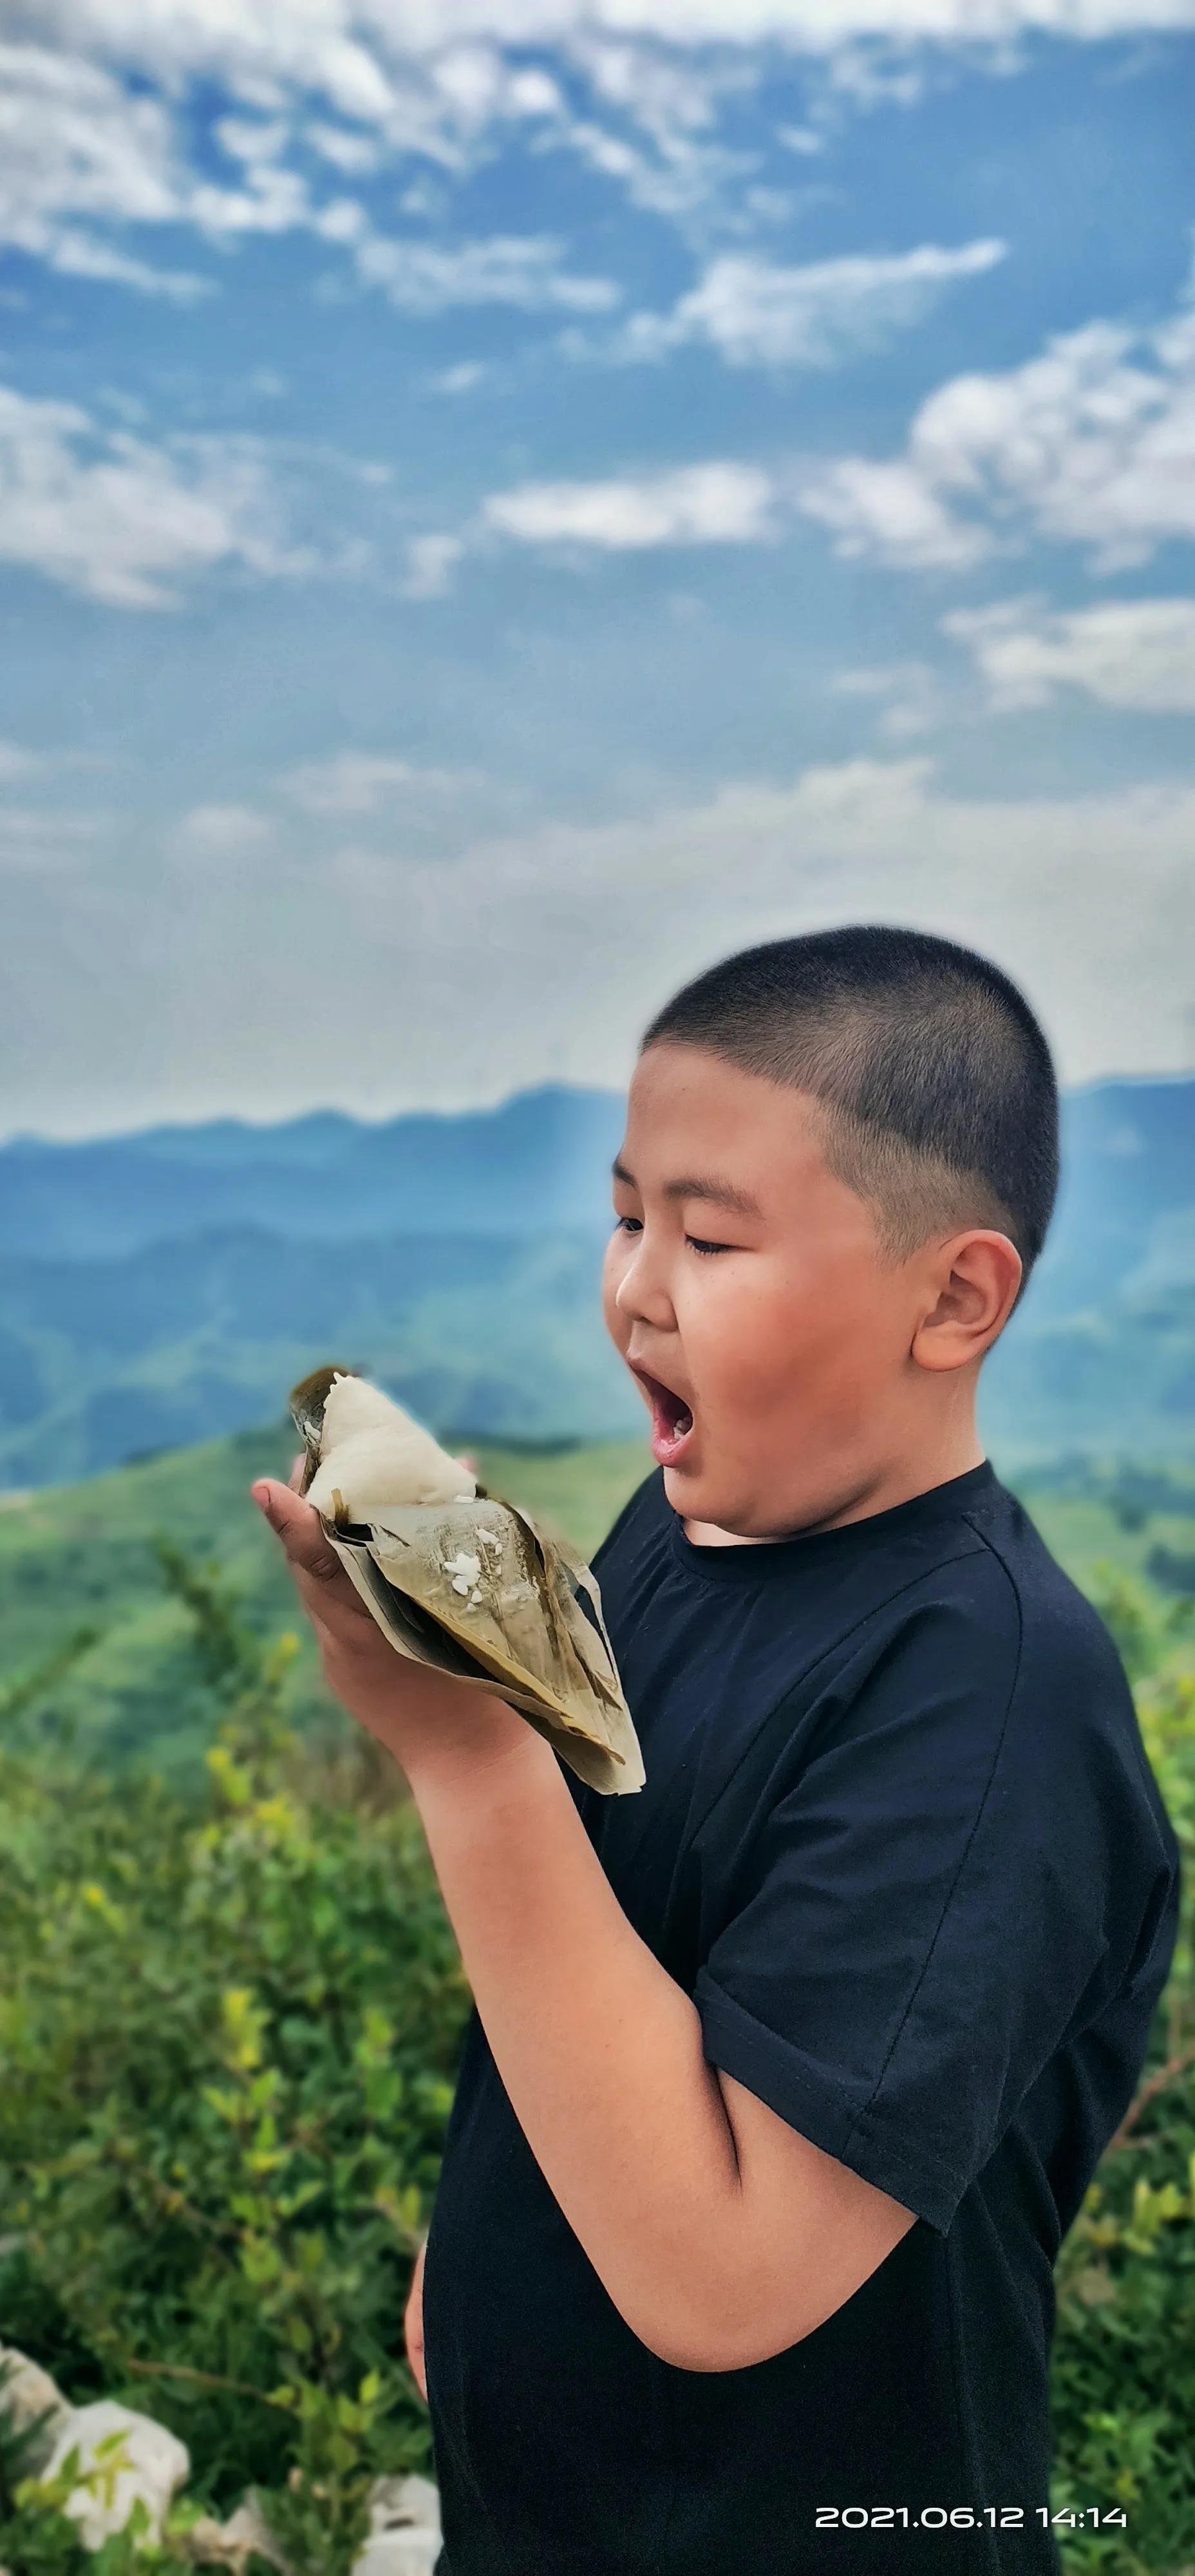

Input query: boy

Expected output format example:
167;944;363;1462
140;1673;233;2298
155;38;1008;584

254;925;1181;2575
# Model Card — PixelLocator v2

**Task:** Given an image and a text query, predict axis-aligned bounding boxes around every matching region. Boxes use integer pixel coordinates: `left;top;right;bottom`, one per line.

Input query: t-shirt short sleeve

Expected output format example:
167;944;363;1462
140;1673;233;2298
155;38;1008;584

693;1567;1114;2236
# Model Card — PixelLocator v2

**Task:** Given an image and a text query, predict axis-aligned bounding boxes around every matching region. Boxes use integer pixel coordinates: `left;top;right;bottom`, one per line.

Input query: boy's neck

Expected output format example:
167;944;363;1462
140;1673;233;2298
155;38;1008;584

682;1419;987;1547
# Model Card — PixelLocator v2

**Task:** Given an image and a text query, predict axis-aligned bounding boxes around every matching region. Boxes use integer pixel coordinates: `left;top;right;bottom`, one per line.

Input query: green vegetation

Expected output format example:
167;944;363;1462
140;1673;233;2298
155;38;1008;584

0;1438;1192;2571
3;1076;1192;1488
0;1423;654;1789
2;1424;1192;1794
1048;1630;1195;2573
0;1613;464;2575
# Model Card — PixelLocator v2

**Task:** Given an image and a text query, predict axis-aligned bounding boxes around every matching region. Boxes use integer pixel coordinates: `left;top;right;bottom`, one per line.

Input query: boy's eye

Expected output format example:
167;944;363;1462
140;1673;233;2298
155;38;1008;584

611;1214;730;1258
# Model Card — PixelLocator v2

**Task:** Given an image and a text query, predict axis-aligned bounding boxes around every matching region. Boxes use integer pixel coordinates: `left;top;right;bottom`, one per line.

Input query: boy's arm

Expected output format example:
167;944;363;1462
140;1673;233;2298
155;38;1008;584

255;1476;914;2374
405;2230;428;2400
411;1740;915;2372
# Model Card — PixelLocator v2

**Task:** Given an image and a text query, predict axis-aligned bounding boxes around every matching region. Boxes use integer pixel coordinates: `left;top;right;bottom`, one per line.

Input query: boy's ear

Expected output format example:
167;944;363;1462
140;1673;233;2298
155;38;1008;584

910;1229;1023;1373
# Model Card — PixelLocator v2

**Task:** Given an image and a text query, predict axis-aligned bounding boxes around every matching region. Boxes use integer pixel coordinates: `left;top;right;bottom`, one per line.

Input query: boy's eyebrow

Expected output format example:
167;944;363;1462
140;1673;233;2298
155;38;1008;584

611;1157;762;1219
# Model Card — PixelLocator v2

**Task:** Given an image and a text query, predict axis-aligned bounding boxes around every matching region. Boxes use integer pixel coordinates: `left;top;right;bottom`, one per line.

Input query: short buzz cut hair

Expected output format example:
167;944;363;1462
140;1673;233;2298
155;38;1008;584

639;925;1059;1289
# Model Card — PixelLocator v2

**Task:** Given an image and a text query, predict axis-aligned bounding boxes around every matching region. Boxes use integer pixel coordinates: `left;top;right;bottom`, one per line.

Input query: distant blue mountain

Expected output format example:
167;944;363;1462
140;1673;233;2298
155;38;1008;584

1024;1078;1195;1320
0;1086;625;1258
1;1077;1191;1484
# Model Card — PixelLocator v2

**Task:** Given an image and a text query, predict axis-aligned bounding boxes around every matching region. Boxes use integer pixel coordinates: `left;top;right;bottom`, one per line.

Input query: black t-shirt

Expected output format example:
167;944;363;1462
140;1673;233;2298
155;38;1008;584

424;1460;1181;2575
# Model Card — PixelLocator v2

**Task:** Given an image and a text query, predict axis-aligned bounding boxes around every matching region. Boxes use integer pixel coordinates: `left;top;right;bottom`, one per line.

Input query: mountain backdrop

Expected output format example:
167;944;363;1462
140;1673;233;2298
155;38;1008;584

1;1077;1192;1488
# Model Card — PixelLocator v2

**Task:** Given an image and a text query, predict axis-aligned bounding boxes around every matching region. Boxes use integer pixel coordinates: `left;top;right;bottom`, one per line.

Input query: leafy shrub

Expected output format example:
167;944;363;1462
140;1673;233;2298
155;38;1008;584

0;1592;469;2573
0;1542;1192;2571
1145;1544;1195;1600
1048;1656;1195;2574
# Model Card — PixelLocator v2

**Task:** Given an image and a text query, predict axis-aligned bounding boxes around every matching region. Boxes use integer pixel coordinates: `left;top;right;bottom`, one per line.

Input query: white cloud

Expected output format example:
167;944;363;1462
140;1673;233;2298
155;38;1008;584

618;240;1006;369
0;804;107;876
312;755;1195;1099
44;238;207;296
543;37;762;222
0;386;303;607
306;122;383;174
346;229;619;314
0;40;616;313
0;740;45;784
281;752;469;814
822;37;936;109
573;35;731;135
22;3;1195;79
832;660;943;737
0;42;350;286
8;752;1194;1135
0;44;350;279
799;454;991;567
171;803;276;857
400;533;467;598
541;107;757;227
481;461;778;549
945;596;1195;712
377;462;786;599
369;254;1195;603
424;420;1015;590
0;42;206;293
798;268;1195;571
5;7;1191;295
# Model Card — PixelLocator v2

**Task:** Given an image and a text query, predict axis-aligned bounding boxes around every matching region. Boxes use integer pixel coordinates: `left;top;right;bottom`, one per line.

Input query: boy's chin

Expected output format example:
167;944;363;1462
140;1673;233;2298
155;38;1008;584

662;1455;774;1539
660;1454;722;1515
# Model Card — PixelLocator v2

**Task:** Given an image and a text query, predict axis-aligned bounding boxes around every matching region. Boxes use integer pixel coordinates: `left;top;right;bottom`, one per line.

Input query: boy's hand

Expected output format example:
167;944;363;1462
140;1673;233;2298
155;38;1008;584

250;1461;539;1792
405;2233;428;2402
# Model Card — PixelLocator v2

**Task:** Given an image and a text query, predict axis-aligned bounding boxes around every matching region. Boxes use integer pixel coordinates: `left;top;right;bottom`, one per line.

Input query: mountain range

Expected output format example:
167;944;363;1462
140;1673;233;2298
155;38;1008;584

1;1077;1192;1486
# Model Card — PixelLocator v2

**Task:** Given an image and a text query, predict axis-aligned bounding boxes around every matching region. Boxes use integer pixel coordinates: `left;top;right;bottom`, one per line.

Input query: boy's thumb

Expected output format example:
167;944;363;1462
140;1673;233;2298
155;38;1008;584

251;1478;344;1583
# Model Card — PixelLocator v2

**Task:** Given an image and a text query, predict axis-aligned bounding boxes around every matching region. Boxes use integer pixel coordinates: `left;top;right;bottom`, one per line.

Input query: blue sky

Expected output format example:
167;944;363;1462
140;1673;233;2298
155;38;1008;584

2;3;1194;1138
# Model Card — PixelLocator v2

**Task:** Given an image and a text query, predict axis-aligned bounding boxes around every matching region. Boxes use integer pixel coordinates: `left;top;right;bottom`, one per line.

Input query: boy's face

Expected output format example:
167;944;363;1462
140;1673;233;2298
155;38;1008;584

602;1041;942;1538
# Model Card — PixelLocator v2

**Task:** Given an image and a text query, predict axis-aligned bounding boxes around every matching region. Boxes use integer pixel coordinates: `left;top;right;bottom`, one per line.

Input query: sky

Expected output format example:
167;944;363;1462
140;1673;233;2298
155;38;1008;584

2;2;1194;1141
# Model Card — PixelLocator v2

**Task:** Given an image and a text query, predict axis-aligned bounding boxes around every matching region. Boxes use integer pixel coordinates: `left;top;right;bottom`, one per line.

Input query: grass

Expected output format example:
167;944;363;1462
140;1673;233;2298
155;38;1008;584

0;1421;654;1787
2;1421;1192;1790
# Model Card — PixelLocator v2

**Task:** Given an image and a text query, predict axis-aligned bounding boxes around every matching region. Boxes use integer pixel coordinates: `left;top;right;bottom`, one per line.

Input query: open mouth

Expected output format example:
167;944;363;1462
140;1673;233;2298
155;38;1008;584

628;1363;695;1466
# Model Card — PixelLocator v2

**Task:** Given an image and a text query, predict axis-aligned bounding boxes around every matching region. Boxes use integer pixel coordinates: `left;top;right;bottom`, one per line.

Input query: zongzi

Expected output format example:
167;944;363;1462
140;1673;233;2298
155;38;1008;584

288;1367;645;1797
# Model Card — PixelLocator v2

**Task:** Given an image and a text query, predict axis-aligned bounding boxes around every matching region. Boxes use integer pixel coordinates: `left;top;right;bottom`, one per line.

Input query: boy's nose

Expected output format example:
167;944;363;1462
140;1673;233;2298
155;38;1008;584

614;1247;675;1331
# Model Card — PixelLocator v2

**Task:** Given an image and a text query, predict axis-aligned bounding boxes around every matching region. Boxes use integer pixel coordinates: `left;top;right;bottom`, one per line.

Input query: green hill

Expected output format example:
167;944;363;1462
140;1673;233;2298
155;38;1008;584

3;1423;1194;1792
0;1422;654;1788
2;1076;1193;1486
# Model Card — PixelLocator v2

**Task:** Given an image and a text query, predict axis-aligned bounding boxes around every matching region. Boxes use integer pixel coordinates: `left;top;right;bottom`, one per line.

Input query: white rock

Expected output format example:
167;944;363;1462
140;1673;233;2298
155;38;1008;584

0;2344;73;2474
183;2517;233;2567
183;2490;290;2570
368;2475;439;2528
352;2474;442;2576
41;2400;190;2550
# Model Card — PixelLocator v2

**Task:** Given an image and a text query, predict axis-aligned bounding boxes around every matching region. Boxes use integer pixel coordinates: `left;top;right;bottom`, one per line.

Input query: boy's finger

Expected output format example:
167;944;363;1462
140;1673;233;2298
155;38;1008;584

251;1477;344;1584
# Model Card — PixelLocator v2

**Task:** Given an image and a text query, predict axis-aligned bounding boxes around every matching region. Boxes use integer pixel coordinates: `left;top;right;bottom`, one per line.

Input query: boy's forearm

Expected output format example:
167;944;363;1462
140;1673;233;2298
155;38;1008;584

409;1725;744;2368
